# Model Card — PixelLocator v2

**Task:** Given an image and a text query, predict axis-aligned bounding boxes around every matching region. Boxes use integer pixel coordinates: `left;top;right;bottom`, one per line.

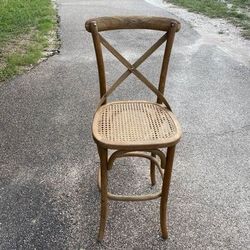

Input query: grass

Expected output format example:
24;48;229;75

0;0;57;82
166;0;250;39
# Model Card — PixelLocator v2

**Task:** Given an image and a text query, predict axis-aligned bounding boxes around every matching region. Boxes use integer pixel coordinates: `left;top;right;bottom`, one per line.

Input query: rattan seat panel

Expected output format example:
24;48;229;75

93;101;181;148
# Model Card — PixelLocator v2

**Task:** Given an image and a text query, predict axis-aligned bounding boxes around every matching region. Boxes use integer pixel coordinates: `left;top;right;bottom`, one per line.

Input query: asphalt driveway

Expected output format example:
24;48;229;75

0;0;249;249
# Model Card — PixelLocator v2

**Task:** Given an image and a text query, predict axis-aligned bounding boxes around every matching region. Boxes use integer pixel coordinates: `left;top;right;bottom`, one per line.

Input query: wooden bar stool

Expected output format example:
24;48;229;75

85;16;182;241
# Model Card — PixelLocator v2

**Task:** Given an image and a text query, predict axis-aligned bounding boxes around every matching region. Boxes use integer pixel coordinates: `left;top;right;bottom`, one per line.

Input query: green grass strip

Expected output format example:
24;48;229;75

0;0;57;82
168;0;250;38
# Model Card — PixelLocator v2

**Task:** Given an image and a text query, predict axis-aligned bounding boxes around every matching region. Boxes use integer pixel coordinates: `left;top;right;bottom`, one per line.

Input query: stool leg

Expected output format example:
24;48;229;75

150;152;156;186
160;146;176;239
97;146;108;241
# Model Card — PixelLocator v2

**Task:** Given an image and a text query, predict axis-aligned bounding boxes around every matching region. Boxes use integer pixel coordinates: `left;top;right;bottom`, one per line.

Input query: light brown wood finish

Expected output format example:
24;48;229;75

97;146;108;241
160;146;176;239
90;22;106;99
150;152;156;186
85;16;181;32
86;16;182;241
96;33;169;109
157;24;176;104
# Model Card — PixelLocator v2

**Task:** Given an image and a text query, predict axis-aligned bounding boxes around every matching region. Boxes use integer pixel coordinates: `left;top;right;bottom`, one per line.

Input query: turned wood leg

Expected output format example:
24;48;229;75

160;146;176;239
150;152;156;186
97;146;108;241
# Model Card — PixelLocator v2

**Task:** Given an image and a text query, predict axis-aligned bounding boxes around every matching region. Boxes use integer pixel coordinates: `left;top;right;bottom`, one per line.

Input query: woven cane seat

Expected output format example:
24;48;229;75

92;101;182;149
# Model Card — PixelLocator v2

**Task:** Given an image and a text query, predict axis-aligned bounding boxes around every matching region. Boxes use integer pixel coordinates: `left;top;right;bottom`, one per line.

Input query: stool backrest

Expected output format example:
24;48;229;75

85;16;181;110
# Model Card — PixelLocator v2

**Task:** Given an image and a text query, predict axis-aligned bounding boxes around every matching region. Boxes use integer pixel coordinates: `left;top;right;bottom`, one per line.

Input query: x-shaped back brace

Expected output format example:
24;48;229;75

97;33;172;111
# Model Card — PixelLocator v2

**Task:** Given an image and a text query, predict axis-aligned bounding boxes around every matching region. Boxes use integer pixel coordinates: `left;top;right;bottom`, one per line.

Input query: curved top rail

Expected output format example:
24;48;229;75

85;16;181;32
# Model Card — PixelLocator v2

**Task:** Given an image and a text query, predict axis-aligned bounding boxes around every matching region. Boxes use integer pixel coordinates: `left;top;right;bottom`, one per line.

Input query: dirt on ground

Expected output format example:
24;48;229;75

147;0;250;65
